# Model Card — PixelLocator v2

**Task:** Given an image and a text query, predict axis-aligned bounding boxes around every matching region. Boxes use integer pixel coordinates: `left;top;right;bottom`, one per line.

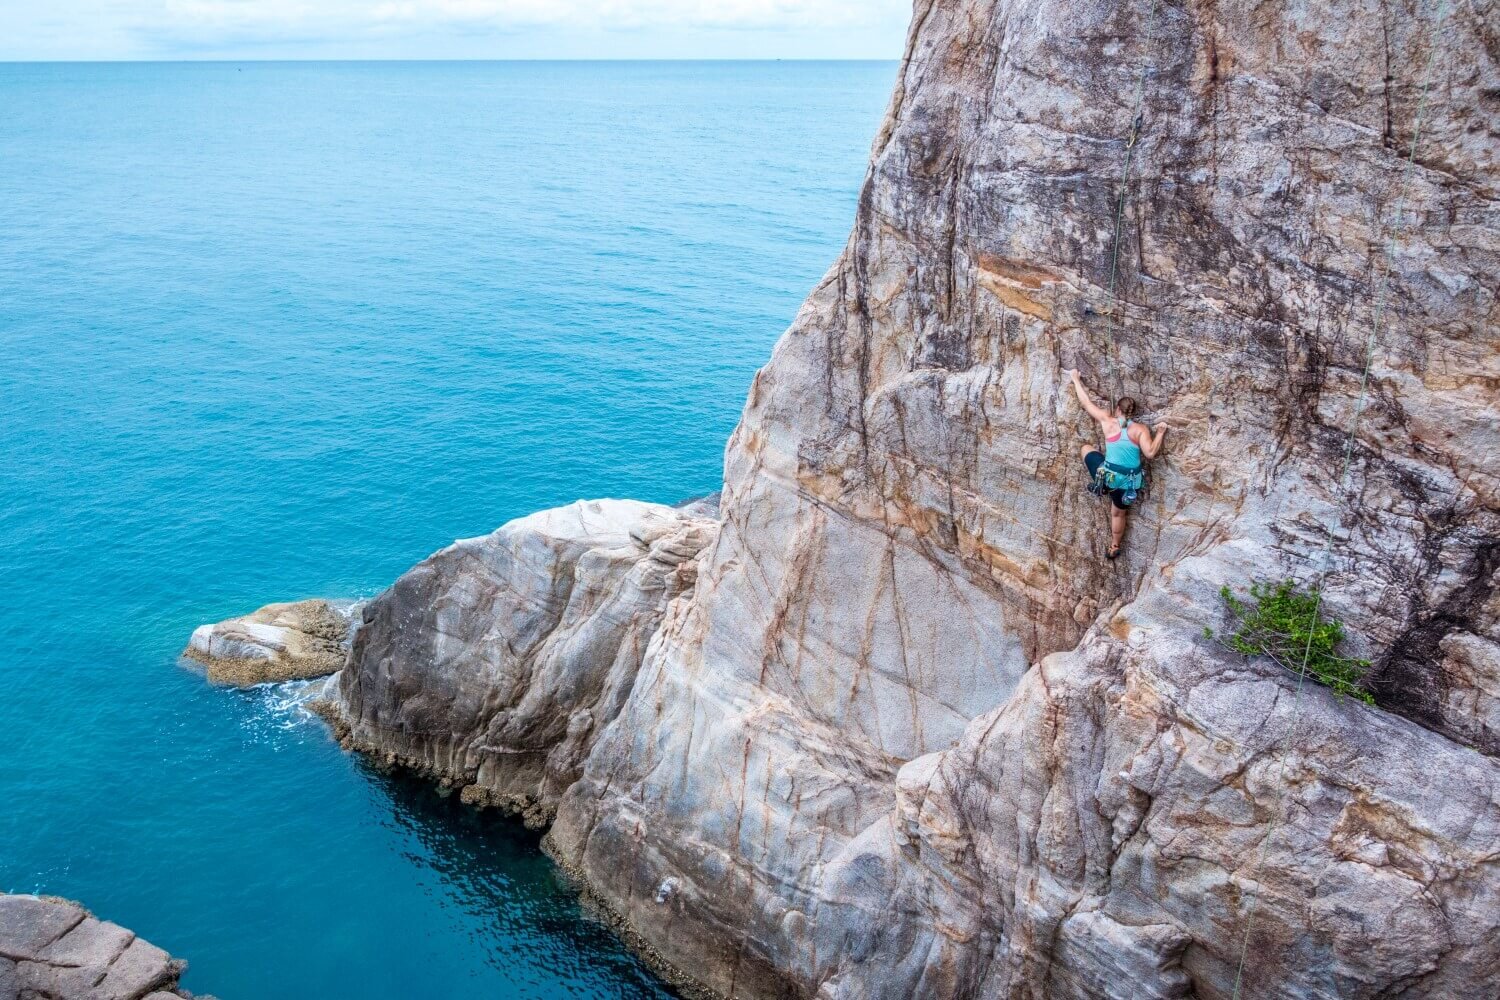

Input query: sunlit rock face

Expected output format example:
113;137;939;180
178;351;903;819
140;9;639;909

339;0;1499;997
336;499;717;826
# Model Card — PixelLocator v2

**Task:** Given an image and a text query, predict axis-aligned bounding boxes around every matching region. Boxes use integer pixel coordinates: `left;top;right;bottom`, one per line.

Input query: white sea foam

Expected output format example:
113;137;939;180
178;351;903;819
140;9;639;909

251;674;340;730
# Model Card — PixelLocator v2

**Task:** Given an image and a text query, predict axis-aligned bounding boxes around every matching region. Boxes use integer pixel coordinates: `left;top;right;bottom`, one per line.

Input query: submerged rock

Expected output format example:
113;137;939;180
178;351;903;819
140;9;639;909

0;893;210;1000
318;0;1500;997
674;491;721;519
183;599;349;687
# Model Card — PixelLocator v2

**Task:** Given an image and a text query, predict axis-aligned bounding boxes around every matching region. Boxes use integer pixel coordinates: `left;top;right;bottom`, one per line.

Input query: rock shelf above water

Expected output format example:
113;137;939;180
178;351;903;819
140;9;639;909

182;598;349;687
0;894;210;1000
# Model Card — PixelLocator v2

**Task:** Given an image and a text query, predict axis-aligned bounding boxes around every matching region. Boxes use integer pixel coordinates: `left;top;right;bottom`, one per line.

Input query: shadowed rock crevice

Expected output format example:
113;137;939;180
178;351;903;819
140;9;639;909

1372;532;1500;752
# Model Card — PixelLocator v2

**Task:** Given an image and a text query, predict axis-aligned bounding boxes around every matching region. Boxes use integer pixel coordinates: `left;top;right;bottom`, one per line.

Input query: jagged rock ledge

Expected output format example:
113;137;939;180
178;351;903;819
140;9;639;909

0;894;211;1000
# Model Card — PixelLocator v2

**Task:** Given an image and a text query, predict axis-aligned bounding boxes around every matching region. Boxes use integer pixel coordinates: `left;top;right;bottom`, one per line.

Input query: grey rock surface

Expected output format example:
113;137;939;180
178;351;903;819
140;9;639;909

183;598;349;686
336;498;718;827
326;1;1500;998
0;895;205;1000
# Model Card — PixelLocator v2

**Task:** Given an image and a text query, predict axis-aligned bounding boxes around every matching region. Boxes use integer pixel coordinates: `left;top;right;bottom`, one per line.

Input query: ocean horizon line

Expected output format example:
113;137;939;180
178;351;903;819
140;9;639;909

0;56;901;66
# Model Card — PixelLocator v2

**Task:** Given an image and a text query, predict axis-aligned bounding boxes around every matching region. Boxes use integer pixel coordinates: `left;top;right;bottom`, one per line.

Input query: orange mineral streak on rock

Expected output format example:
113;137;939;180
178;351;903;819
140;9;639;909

973;253;1061;320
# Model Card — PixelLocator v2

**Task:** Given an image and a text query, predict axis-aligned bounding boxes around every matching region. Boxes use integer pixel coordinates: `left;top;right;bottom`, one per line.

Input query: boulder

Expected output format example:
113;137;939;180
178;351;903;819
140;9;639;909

183;599;349;686
336;498;717;827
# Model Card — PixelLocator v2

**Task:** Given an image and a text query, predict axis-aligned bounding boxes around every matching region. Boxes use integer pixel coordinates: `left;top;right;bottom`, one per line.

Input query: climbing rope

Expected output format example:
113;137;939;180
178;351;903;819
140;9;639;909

1228;3;1454;996
1069;0;1165;522
1098;0;1165;405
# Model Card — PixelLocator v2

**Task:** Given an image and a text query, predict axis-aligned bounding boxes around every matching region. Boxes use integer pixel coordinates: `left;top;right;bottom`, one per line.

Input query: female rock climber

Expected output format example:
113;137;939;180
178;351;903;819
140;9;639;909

1066;369;1167;560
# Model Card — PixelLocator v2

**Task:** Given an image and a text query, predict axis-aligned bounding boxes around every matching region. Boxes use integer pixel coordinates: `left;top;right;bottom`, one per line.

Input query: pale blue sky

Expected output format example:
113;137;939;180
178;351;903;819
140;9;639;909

0;0;913;61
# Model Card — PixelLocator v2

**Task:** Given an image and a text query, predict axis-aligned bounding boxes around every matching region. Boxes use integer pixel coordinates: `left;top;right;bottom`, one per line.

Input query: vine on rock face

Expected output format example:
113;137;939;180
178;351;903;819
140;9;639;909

1207;580;1376;705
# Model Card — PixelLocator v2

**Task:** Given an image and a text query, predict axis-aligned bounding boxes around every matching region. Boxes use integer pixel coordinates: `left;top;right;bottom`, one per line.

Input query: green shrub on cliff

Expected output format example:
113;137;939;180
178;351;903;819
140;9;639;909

1206;579;1376;704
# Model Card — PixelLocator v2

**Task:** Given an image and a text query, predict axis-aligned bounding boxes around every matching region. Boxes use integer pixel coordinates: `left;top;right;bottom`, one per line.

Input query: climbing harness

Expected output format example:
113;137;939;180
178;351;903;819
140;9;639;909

1088;416;1148;505
1227;3;1455;997
1089;461;1145;505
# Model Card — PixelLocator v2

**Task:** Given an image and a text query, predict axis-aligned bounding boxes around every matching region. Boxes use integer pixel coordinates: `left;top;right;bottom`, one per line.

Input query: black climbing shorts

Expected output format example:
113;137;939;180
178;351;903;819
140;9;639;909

1084;450;1135;510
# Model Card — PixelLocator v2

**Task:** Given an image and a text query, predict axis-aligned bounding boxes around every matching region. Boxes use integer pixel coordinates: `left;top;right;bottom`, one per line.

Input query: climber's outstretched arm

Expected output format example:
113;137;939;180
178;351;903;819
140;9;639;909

1142;423;1168;459
1068;370;1110;422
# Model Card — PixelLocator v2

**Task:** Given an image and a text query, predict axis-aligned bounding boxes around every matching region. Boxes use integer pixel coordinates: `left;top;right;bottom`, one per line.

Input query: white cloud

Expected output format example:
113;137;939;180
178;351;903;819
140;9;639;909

0;0;911;59
366;0;879;30
130;0;906;51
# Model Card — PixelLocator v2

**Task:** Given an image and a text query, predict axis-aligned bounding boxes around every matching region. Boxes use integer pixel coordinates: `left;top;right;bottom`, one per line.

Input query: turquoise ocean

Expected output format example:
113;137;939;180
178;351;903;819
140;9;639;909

0;61;893;998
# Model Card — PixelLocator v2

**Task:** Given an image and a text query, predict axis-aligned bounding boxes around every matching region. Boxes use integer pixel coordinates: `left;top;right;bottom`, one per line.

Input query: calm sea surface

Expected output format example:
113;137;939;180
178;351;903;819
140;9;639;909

0;61;892;998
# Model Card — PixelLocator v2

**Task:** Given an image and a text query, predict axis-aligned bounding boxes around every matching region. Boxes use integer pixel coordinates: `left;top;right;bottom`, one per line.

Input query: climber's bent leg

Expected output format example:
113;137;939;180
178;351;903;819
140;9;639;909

1082;448;1105;483
1109;503;1127;557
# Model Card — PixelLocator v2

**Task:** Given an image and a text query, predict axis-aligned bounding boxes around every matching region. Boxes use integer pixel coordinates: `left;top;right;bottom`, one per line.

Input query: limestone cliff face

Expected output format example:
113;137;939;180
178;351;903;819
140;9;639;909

334;1;1499;997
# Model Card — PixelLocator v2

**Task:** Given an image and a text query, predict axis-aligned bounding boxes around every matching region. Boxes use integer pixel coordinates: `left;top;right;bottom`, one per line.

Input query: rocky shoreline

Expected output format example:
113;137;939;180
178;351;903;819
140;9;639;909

305;676;728;999
540;832;726;1000
0;894;210;1000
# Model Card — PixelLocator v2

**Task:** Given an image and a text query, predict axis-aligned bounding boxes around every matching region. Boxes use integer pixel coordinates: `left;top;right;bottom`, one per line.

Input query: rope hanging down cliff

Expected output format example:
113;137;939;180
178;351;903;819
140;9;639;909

1068;0;1167;558
1098;0;1164;405
1228;3;1455;996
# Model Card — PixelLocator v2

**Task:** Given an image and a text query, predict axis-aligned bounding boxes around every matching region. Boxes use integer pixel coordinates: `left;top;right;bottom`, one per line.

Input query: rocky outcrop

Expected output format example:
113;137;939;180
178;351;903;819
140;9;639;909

335;499;717;827
324;1;1500;998
183;599;349;686
0;894;207;1000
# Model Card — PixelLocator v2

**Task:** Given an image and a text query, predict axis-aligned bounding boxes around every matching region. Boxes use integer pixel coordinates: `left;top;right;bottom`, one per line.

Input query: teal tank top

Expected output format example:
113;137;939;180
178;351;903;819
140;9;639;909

1104;418;1143;469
